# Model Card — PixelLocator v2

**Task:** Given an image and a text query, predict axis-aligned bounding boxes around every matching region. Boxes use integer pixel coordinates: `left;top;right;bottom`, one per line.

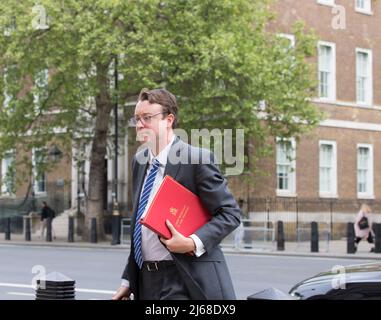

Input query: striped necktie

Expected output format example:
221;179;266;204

133;159;161;268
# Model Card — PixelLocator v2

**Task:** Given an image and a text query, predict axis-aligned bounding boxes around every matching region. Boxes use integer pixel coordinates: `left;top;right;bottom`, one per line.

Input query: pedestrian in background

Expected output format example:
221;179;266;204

40;201;56;239
354;203;374;253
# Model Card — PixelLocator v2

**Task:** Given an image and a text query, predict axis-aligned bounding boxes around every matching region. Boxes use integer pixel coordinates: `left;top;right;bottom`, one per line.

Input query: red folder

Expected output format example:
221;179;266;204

140;175;211;239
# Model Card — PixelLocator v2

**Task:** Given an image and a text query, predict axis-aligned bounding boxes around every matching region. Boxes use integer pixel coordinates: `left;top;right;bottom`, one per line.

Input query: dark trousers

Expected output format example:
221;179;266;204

355;232;374;244
138;261;190;300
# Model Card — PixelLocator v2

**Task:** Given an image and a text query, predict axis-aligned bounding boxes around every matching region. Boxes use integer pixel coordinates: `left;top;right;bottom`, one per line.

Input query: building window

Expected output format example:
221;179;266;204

277;33;295;48
317;0;335;6
355;0;371;14
33;69;49;111
318;42;336;100
33;148;47;193
276;138;296;196
356;49;372;105
357;144;373;198
3;66;17;110
319;141;337;197
1;151;16;195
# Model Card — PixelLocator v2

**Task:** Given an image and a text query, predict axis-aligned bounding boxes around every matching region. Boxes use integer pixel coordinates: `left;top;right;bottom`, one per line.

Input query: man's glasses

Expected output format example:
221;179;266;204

130;112;168;126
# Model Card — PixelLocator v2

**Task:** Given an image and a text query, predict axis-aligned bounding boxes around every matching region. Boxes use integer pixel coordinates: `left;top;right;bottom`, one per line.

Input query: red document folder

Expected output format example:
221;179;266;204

140;175;211;239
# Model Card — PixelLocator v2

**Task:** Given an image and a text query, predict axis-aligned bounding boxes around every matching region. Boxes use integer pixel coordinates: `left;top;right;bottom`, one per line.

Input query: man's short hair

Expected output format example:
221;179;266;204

138;88;179;128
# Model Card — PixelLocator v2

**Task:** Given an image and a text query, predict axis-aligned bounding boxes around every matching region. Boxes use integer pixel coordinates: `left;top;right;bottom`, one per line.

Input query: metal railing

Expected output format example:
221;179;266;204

121;218;131;244
247;197;381;240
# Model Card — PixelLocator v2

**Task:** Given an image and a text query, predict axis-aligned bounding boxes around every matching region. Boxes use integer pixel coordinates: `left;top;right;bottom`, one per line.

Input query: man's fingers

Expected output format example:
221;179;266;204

166;219;178;234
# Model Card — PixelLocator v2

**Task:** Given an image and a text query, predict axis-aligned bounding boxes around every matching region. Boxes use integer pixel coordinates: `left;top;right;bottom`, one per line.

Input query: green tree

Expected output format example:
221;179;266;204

0;0;322;239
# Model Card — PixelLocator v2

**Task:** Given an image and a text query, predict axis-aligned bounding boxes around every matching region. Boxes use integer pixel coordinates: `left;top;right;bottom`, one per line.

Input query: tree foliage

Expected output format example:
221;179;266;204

0;0;322;236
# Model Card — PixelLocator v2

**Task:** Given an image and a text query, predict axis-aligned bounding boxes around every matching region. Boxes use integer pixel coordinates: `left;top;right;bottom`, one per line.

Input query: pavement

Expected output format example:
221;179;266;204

1;233;380;261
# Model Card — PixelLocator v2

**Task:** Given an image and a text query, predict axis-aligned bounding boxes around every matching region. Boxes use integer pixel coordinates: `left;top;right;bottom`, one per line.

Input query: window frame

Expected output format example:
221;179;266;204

357;143;374;199
318;41;336;101
319;140;338;198
32;147;47;195
356;48;373;106
276;138;297;197
1;150;16;196
33;68;49;111
355;0;372;15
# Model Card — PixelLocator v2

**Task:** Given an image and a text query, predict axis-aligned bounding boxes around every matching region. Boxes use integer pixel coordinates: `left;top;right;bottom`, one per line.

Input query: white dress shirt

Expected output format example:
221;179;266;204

122;136;205;287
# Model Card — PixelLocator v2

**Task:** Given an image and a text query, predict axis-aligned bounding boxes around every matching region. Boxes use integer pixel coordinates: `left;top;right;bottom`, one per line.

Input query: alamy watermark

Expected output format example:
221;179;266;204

32;4;49;30
31;264;47;290
135;128;245;176
331;5;346;30
331;265;346;290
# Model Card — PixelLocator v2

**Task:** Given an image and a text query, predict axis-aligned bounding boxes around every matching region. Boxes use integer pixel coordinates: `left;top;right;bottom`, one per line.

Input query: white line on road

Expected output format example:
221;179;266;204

76;288;114;294
7;292;35;297
0;282;114;295
0;282;33;289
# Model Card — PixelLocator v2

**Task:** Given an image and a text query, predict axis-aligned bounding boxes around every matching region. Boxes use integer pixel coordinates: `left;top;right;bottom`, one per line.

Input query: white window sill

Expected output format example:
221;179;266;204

312;98;381;110
355;9;373;15
319;193;338;199
276;190;297;197
357;194;375;200
356;101;373;107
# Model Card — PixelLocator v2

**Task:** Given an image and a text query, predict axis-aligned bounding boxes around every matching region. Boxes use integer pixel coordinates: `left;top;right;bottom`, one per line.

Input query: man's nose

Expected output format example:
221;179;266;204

136;120;145;129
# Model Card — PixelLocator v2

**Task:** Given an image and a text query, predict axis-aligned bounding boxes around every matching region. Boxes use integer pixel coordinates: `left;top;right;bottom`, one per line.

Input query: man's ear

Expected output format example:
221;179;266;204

167;114;175;128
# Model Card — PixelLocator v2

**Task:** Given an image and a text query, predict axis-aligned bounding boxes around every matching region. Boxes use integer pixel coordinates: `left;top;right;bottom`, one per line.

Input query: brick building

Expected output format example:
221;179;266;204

229;0;381;204
227;0;381;239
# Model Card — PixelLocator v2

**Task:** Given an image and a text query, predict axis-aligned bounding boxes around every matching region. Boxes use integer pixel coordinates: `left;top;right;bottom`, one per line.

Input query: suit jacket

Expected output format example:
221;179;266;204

122;137;241;299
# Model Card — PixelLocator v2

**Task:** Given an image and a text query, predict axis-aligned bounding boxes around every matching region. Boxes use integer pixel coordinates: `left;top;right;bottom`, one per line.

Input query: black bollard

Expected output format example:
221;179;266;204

46;217;52;242
91;218;97;243
35;271;75;300
68;217;74;243
277;221;285;251
111;215;121;245
347;222;356;254
25;217;31;241
5;217;11;240
374;223;381;254
311;221;319;252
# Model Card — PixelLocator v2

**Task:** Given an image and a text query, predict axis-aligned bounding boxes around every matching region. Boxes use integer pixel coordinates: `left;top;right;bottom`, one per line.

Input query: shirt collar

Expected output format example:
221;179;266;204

148;135;176;166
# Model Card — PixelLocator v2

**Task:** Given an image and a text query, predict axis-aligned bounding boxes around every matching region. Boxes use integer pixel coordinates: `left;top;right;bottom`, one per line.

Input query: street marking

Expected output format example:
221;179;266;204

0;282;33;289
0;282;114;295
76;288;114;294
7;292;35;297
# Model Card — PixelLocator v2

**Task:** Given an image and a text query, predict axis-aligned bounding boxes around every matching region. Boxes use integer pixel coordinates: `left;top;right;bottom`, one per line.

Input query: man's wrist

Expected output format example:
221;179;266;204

187;237;196;252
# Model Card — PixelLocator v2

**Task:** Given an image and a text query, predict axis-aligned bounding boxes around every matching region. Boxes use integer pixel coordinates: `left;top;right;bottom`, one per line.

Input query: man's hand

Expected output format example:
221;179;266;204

112;286;132;300
160;220;196;254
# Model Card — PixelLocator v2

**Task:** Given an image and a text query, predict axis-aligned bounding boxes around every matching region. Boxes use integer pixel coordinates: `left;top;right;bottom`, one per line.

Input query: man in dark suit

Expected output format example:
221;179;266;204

113;88;241;300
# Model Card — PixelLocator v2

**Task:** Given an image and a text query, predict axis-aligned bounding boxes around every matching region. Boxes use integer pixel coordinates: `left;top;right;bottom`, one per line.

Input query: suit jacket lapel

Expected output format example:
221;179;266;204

131;149;149;231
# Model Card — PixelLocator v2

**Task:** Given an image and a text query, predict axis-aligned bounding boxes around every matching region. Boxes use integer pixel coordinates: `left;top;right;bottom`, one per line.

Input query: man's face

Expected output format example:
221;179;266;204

134;100;171;146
